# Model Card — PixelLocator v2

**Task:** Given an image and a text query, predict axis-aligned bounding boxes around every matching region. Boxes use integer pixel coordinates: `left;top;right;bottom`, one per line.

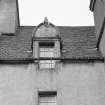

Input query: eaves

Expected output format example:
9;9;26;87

0;57;104;64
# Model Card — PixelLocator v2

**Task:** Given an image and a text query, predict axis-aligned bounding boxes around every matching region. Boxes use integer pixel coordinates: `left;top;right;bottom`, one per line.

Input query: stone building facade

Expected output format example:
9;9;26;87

0;0;105;105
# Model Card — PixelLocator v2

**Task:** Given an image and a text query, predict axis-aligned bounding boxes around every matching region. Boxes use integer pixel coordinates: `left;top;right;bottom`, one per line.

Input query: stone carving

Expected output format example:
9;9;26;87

33;17;60;37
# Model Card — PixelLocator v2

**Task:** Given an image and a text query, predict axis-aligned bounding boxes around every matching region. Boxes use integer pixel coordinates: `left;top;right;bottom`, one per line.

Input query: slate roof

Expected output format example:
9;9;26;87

0;26;103;60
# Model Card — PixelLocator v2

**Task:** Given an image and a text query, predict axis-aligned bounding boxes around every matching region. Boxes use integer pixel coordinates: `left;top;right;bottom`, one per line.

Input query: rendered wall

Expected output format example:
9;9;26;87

0;0;19;33
0;62;105;105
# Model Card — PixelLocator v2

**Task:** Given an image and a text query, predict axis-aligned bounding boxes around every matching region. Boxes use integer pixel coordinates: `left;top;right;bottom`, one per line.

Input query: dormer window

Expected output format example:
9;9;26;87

39;42;55;69
32;17;61;70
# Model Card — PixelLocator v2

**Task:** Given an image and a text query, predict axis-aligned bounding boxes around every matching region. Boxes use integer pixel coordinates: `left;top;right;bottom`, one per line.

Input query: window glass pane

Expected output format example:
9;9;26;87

40;48;54;57
40;48;54;51
39;42;54;47
40;52;54;57
40;97;56;103
39;60;55;69
49;103;56;105
40;63;50;69
39;102;56;105
39;42;55;69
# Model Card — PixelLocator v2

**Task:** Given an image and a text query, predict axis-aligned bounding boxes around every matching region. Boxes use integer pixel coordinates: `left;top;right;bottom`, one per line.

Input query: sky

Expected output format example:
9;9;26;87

18;0;94;26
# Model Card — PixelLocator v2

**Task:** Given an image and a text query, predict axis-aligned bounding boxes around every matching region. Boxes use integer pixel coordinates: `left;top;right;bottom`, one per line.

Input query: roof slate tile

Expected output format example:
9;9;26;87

0;26;103;60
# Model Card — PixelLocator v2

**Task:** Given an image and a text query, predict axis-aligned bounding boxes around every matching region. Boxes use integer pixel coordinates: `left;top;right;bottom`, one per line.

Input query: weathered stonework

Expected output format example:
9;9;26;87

0;63;105;105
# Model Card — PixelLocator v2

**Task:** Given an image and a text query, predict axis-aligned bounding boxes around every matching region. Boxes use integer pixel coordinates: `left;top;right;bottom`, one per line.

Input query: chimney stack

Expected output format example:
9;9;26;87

0;0;20;34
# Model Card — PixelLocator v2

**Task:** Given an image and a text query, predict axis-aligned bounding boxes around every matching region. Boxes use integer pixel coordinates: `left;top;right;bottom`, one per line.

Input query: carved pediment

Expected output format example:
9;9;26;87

33;17;60;38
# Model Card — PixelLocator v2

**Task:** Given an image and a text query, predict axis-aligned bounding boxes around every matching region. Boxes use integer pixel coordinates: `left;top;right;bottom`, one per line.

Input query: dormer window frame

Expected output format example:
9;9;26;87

39;42;55;58
32;38;61;70
38;40;56;70
32;18;61;70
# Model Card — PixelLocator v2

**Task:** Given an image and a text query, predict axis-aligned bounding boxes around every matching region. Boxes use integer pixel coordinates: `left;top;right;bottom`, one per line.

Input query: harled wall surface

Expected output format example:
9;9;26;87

0;63;105;105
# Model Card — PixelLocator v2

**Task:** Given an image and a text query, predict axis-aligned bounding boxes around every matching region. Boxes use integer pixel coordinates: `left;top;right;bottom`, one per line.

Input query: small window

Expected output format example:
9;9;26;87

39;42;54;58
38;91;57;105
39;42;55;69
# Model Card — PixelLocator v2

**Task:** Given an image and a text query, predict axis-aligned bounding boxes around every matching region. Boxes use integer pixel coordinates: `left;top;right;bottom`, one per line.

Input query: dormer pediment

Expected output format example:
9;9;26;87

33;17;60;38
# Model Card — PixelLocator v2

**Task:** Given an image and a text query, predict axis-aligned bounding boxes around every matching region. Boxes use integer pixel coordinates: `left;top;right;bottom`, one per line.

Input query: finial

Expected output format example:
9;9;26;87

44;17;49;26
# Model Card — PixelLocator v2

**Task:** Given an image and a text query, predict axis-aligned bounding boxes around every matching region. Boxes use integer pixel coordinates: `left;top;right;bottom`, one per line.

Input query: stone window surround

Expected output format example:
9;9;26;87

38;91;57;105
